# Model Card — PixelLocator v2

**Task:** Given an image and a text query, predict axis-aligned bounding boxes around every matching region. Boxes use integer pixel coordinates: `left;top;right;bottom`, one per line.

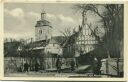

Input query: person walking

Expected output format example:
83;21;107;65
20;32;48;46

56;57;62;73
70;59;75;72
35;62;40;72
24;62;29;72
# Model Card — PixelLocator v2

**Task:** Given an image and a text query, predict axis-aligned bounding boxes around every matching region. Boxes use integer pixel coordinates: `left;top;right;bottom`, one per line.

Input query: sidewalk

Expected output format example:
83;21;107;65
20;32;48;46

4;65;110;77
5;71;109;77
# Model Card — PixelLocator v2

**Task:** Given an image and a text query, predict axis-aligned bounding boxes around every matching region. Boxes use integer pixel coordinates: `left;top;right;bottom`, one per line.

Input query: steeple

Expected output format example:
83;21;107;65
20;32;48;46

41;10;46;20
82;11;87;27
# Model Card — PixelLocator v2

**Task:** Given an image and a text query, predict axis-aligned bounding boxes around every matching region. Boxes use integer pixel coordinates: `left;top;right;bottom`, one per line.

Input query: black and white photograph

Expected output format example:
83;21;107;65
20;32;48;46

4;3;124;78
0;80;127;82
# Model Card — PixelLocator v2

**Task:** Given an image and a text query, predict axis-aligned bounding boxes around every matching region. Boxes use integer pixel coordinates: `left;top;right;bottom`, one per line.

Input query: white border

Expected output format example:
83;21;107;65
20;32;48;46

0;0;127;81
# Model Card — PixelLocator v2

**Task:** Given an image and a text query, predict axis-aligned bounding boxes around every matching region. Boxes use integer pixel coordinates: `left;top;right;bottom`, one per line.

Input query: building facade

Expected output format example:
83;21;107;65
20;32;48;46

62;14;98;67
34;11;64;70
75;24;98;55
45;37;63;56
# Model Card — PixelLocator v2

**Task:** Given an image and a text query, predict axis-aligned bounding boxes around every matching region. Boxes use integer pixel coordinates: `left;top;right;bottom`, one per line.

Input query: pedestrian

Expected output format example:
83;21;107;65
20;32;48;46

35;62;39;72
56;58;62;73
18;65;23;72
96;57;102;75
24;62;29;72
70;59;75;72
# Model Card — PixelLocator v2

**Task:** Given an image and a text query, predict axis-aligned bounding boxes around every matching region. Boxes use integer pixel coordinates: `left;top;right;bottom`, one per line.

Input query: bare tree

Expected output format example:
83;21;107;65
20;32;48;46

73;4;123;76
59;27;76;45
73;4;123;57
60;27;74;38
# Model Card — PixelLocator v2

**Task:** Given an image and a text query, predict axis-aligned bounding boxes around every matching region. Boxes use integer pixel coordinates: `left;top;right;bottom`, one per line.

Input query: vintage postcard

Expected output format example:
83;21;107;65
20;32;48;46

0;0;127;81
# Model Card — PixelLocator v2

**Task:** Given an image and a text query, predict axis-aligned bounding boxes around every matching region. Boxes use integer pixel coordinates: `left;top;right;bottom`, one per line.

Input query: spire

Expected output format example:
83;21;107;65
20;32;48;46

41;10;46;20
82;11;87;27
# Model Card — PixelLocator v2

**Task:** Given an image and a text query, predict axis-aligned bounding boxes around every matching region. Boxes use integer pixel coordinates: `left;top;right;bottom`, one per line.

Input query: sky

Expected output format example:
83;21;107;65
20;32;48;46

4;3;102;40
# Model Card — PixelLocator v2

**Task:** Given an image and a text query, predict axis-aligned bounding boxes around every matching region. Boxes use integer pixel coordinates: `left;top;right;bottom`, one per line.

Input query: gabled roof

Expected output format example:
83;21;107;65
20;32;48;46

49;36;66;46
30;36;65;49
28;39;49;49
49;38;57;44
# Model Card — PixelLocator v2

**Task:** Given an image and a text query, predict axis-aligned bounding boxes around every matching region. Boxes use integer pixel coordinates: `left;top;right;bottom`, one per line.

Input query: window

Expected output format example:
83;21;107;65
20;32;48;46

39;30;42;34
40;30;42;34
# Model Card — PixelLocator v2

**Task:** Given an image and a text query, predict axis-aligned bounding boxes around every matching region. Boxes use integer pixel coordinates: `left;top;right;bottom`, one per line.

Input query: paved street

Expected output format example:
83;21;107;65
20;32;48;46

5;72;109;78
4;65;110;77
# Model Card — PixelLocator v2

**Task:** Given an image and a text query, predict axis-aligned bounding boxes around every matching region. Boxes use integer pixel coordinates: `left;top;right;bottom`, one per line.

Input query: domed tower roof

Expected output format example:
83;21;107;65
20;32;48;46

35;10;52;28
35;19;52;27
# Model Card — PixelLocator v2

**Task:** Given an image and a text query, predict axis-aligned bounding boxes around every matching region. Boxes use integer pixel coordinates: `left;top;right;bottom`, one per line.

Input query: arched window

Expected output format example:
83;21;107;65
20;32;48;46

39;30;42;34
40;30;42;34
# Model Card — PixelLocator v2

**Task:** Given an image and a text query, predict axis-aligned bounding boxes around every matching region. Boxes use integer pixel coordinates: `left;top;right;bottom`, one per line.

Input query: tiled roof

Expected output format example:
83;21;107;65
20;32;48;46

49;36;65;45
30;36;65;49
35;19;52;28
29;40;49;49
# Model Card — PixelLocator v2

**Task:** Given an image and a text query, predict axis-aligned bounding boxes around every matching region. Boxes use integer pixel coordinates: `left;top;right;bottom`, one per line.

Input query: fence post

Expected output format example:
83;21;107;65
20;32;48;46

106;59;109;75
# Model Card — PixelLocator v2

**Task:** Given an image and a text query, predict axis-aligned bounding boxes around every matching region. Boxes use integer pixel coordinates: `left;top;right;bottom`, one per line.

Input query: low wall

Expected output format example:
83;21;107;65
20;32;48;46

4;57;75;73
100;58;123;76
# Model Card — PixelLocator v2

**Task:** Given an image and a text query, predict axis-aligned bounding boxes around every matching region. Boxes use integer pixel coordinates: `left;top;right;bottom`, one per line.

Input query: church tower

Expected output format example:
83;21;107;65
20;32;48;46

35;10;52;41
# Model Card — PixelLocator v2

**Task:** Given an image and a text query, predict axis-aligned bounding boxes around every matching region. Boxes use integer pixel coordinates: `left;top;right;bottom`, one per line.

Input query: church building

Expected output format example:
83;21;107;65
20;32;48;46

33;11;63;70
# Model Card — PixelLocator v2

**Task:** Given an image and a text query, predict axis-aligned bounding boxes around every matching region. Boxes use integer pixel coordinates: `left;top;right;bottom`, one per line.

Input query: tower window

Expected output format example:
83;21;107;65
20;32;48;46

39;30;42;34
40;30;42;34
